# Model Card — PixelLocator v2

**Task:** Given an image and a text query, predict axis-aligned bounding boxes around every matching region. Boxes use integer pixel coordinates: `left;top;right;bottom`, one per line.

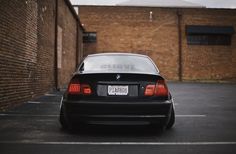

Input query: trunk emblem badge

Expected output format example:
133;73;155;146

116;74;121;80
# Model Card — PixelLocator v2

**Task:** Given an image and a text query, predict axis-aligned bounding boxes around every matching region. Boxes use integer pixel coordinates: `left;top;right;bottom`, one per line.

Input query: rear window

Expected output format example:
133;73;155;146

78;55;159;74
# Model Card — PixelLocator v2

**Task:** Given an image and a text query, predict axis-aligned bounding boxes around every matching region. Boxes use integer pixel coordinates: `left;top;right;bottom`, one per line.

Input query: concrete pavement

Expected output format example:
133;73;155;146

0;82;236;154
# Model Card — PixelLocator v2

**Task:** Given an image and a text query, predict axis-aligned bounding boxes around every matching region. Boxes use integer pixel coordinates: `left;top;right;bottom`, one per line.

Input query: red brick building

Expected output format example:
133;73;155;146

77;5;236;82
1;0;236;110
0;0;84;110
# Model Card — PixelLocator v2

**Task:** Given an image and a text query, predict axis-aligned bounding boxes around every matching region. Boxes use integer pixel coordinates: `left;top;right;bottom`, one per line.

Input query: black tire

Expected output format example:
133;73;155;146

166;107;175;129
59;104;69;130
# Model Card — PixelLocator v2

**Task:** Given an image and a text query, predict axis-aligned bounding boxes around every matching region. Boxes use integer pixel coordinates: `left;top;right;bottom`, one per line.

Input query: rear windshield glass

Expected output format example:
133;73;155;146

78;55;158;74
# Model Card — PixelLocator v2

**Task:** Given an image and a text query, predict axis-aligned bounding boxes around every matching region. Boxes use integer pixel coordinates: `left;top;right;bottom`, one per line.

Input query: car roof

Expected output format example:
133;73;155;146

87;52;149;58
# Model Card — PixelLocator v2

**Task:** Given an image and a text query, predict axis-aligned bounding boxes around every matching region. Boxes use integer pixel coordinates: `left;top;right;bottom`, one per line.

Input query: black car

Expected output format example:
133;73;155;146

59;53;175;130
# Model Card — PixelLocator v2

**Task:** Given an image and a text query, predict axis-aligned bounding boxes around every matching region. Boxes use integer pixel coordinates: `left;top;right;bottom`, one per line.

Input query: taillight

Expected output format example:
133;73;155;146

144;85;155;96
144;80;169;97
81;84;92;95
68;84;80;94
68;83;92;95
155;80;169;96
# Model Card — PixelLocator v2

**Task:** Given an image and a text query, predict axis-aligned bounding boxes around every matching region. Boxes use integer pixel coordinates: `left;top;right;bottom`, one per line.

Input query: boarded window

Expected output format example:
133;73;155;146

187;34;231;45
83;32;97;43
186;25;234;46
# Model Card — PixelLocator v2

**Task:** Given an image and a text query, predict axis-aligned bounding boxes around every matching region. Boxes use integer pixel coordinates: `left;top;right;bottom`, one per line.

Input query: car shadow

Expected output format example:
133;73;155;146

61;124;173;138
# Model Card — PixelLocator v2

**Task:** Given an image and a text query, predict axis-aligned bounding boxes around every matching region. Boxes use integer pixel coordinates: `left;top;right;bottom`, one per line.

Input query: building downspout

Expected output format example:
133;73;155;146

177;9;183;81
75;22;79;69
54;0;58;90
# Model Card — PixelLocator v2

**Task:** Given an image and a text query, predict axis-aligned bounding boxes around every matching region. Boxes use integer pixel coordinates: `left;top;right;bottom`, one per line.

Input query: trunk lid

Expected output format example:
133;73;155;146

67;73;166;101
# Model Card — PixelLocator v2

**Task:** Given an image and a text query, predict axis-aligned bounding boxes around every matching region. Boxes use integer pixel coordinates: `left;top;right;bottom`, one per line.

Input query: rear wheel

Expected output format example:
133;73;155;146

166;107;175;129
60;104;70;130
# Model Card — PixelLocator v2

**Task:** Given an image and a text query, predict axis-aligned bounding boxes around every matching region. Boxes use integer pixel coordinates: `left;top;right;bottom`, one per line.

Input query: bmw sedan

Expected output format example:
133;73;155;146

60;53;175;130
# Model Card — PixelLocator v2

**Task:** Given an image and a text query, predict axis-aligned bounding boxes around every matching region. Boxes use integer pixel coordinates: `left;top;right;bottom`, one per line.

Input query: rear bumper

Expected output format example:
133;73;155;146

62;100;173;125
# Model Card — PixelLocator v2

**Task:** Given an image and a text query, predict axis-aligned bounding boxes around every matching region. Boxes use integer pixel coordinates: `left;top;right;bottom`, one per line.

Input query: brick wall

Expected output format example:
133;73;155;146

0;0;83;110
181;9;236;81
36;0;56;95
57;0;78;89
0;0;56;110
79;6;236;82
77;27;84;65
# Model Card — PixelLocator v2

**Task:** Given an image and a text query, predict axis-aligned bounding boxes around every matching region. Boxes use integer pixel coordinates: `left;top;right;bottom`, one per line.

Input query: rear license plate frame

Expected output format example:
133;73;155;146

108;85;129;96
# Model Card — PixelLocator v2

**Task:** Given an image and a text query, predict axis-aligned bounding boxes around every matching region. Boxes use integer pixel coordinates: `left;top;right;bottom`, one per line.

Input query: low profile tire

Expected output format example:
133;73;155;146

166;107;175;129
59;104;70;130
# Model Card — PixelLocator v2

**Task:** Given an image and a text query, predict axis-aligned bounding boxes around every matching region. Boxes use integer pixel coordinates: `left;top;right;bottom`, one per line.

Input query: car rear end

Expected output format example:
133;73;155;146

60;53;174;129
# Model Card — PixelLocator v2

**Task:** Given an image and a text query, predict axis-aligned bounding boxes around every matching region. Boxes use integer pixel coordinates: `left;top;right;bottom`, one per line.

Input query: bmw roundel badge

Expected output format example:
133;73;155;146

116;74;121;80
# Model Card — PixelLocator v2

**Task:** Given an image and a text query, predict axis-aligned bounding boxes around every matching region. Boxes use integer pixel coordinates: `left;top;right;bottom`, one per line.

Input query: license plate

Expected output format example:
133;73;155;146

108;85;128;96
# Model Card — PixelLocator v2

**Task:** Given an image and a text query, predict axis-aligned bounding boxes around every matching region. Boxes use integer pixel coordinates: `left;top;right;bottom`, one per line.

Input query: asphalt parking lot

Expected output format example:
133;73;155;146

0;82;236;154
